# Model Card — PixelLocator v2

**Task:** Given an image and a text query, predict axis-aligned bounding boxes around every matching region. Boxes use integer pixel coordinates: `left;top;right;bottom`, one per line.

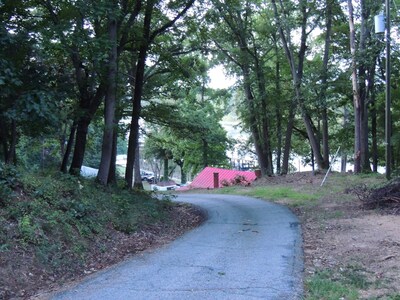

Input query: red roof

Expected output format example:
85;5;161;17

182;167;257;189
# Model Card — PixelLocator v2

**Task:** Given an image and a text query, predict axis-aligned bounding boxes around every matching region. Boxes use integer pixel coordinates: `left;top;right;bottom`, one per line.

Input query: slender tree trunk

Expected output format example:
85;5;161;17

271;0;326;171
69;117;91;175
371;92;378;172
125;2;153;188
348;0;361;173
178;161;187;184
320;0;333;167
163;157;169;180
242;64;269;176
133;144;143;189
202;139;209;168
125;0;194;187
107;126;118;185
359;0;373;172
341;106;350;173
255;54;273;175
61;122;77;173
275;57;282;174
341;154;347;173
98;12;118;185
68;59;105;175
282;100;296;175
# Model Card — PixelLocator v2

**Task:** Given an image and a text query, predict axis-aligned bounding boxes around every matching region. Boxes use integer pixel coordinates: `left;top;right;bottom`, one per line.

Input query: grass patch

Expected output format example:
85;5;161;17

218;185;320;206
306;265;377;300
306;270;359;300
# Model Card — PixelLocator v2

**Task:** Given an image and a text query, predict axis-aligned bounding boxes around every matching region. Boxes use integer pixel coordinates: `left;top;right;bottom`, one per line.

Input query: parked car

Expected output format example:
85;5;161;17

141;171;154;183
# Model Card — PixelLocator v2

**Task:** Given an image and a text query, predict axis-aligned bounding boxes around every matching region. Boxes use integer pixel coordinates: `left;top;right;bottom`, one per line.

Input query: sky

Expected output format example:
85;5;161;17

208;65;236;89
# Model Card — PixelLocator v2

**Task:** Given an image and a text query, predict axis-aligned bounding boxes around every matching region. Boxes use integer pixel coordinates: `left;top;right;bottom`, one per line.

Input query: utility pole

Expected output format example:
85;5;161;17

385;0;391;180
375;1;391;180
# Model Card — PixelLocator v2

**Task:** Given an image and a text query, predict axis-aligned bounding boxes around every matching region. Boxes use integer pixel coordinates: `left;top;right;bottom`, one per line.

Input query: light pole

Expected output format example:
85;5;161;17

375;0;391;180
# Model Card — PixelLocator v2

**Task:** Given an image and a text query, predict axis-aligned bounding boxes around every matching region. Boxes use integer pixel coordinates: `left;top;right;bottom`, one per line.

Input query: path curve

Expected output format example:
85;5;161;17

51;194;303;300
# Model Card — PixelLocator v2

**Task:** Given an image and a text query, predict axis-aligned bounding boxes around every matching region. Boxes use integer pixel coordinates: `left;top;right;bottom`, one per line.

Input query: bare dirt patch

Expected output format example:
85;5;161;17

256;172;400;298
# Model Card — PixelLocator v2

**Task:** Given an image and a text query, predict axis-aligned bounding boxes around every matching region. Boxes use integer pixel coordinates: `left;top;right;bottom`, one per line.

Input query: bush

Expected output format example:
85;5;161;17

0;162;19;207
1;169;171;268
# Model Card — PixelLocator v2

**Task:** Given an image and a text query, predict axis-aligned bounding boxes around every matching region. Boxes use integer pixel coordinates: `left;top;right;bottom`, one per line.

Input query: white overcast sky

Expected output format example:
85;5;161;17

208;65;236;89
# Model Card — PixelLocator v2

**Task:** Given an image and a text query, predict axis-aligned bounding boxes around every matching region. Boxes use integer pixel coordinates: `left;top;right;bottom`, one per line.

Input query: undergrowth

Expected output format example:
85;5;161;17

0;164;172;270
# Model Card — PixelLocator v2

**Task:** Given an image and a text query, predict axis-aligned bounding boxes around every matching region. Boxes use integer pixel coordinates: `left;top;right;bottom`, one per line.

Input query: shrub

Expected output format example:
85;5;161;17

0;162;19;207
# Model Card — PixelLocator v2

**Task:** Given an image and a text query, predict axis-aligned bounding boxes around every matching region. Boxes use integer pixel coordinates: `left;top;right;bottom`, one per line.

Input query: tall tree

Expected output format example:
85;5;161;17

97;1;119;185
271;0;327;170
346;0;381;173
125;0;196;188
208;0;274;176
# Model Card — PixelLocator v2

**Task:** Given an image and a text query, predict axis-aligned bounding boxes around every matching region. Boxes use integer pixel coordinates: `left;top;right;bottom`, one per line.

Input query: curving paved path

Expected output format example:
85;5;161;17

51;194;303;300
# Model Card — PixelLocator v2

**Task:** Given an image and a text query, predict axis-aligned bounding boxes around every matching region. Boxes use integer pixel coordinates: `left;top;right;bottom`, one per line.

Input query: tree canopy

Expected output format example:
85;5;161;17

1;0;400;187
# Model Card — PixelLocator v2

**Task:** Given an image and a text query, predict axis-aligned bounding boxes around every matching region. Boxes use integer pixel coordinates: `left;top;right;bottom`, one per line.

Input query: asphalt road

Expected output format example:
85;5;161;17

51;194;303;300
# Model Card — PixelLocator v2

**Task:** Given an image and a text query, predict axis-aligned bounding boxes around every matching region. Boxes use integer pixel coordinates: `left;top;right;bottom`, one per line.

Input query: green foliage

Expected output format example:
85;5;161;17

1;169;172;268
306;270;359;300
305;264;378;300
0;162;19;207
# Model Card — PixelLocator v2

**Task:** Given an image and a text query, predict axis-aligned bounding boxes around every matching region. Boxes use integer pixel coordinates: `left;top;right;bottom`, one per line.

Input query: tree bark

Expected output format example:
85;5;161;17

107;125;118;185
271;0;326;171
359;0;371;172
281;100;296;175
61;122;77;173
133;144;143;189
320;0;333;168
125;1;153;188
275;57;282;174
348;0;362;173
254;52;273;175
125;0;195;188
97;11;118;185
202;138;208;168
69;117;91;175
176;159;187;184
163;157;169;180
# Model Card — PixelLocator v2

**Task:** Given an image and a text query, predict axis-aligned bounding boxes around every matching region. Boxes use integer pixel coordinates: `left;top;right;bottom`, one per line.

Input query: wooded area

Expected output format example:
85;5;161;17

1;0;399;188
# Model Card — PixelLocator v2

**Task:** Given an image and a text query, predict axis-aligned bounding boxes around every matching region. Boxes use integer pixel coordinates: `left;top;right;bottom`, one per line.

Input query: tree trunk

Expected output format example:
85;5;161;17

133;144;143;189
125;0;195;187
271;0;326;171
97;12;118;185
179;162;187;184
275;56;282;174
68;58;105;175
281;100;296;175
107;126;118;185
371;92;378;172
359;1;371;172
342;106;350;173
320;0;333;168
202;139;208;168
254;53;273;175
242;64;270;176
163;157;169;181
348;0;362;173
69;117;91;175
61;122;77;173
125;1;153;188
341;153;347;173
